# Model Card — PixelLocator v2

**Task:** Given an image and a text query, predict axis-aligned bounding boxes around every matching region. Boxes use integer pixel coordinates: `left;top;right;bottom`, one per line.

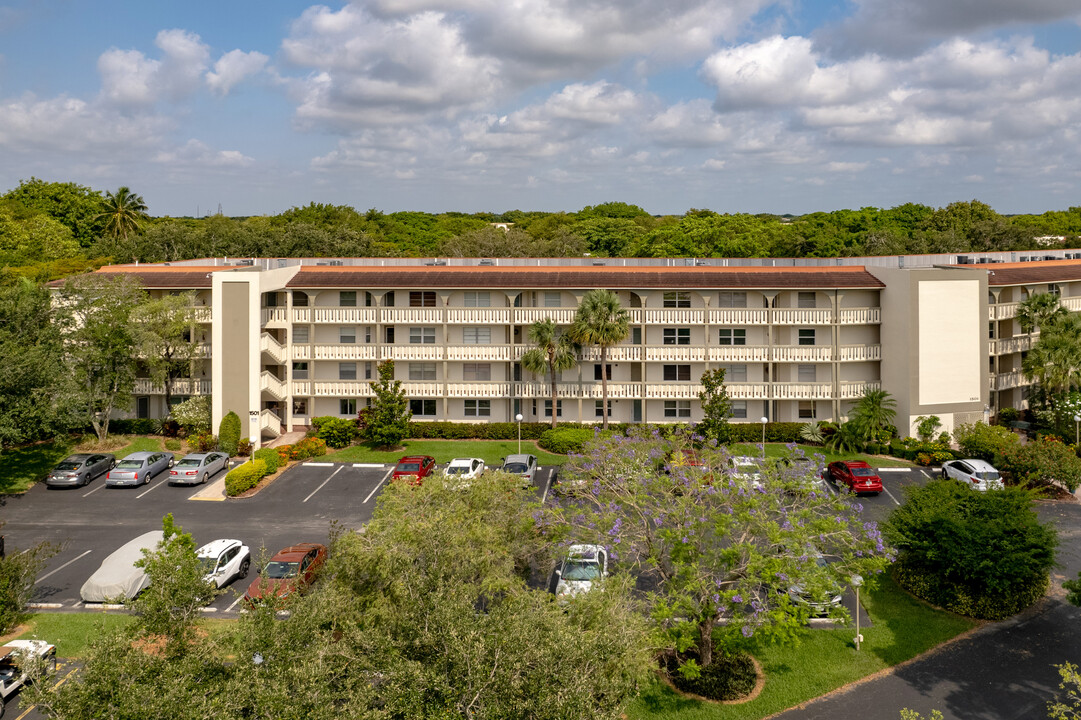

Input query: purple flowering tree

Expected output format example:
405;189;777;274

541;427;891;670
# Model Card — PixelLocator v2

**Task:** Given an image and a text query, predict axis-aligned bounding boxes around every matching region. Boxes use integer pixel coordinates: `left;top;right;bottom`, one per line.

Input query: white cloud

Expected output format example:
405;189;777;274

206;50;269;96
826;161;868;172
154;139;255;167
644;100;732;148
98;29;210;106
0;93;167;153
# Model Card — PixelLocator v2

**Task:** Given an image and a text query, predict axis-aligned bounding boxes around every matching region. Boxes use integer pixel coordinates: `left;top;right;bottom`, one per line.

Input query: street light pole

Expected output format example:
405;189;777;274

759;416;768;456
515;413;523;454
851;574;864;651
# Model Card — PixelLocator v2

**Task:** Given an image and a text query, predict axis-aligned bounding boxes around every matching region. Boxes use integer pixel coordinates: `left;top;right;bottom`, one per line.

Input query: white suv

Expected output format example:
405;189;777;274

942;459;1004;491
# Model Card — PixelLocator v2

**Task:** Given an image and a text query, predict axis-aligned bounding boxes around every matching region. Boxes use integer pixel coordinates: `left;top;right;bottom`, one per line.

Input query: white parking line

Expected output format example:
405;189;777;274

136;477;168;499
225;595;244;612
882;485;902;506
303;465;344;503
306;462;334;467
35;550;93;584
541;470;553;504
353;463;384;468
27;602;64;609
363;467;394;504
877;468;910;473
82;482;106;497
199;607;218;613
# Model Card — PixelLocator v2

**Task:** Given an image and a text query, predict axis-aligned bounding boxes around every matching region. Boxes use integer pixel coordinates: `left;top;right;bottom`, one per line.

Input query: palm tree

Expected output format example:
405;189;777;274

1023;313;1081;414
568;289;629;430
520;319;579;429
850;388;897;443
1016;292;1067;335
96;186;149;244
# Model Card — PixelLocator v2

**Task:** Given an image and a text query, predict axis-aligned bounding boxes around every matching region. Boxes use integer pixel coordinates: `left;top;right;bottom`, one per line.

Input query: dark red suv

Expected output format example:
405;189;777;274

826;460;883;495
392;455;436;485
243;543;327;604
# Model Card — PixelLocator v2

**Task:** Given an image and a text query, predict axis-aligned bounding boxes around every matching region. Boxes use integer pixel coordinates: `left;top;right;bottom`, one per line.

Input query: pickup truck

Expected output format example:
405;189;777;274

1;640;57;717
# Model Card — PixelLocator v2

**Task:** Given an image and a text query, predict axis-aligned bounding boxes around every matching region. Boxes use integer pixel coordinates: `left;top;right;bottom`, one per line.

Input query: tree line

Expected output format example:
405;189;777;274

3;178;1081;284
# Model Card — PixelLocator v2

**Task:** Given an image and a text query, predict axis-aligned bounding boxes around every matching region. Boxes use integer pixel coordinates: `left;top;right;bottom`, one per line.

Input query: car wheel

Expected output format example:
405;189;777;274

201;472;208;485
47;653;57;675
941;469;948;479
144;473;150;486
239;558;251;579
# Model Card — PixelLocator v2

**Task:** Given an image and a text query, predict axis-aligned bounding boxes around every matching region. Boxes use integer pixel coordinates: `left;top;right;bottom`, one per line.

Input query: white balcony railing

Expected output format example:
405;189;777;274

839;381;881;398
991;371;1028;391
725;383;771;399
445;382;515;398
446;308;512;324
260;333;287;365
643;346;708;362
260;371;286;400
989;302;1019;321
312;345;378;361
770;346;833;362
446;345;513;361
771;309;832;325
382;308;444;324
578;346;642;362
292;345;311;360
642;309;706;325
838;308;881;324
132;379;211;395
708;309;769;325
513;308;578;325
709;346;771;363
772;382;834;400
304;307;379;324
990;337;1032;355
836;344;881;362
261;307;288;326
380;345;444;361
189;307;212;323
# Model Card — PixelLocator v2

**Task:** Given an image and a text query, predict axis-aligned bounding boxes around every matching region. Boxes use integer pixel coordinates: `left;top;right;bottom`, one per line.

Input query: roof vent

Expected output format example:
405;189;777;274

328;260;344;266
424;260;447;266
957;256;972;264
478;259;494;266
592;261;606;266
1045;255;1058;261
694;259;709;266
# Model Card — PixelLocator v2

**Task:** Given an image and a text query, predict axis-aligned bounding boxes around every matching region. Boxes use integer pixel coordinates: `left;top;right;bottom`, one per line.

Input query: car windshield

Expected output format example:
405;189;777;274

851;467;874;477
116;460;143;469
55;461;82;471
263;561;299;579
198;557;217;574
445;466;468;474
562;559;601;581
977;470;1000;481
504;463;527;473
397;462;420;472
176;459;201;468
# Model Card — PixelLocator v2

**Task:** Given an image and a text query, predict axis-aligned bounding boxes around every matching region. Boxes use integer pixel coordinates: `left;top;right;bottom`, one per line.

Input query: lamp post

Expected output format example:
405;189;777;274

851;574;864;651
1074;414;1079;446
515;413;524;454
759;416;768;455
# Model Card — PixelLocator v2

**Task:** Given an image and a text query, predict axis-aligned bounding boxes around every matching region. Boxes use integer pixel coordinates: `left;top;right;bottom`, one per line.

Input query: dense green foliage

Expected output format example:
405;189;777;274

169;396;211;436
218;411;242;456
951;421;1019;462
538;427;595;454
663;650;758;701
251;447;281;473
996;436;1081;492
313;416;359;448
224;458;267;496
0;529;58;634
884;480;1057;619
697;367;733;444
366;360;411;449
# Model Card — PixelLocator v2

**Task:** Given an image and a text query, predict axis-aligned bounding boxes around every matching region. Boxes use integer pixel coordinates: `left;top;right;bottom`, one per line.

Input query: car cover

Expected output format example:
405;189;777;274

79;531;164;602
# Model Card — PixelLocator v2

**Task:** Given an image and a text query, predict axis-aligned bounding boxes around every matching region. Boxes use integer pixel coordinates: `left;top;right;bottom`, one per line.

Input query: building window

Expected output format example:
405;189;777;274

410;291;437;307
988;322;995;339
632;327;642;344
731;401;747;419
409;362;437;381
798;328;815;346
464;291;491;307
718;291;747;308
718;328;746;345
340;398;357;415
464;399;491;417
718;363;747;382
798;364;816;382
543;292;561;307
798;291;816;309
409;399;437;416
339;362;357;380
595;400;613;418
293;325;309;344
365;291;374;307
385;326;395;343
663;291;691;308
364;326;372;343
410;327;436;344
798;400;816;419
339;291;356;307
293;292;309;307
264;292;280;307
364;362;372;380
544;400;563;417
383;291;396;307
663;328;691;345
293;399;308;416
663;364;691;381
339;326;356;344
462;326;492;344
463;362;491;381
292;362;308;380
664;400;691;418
1049;283;1061;297
594;364;612;380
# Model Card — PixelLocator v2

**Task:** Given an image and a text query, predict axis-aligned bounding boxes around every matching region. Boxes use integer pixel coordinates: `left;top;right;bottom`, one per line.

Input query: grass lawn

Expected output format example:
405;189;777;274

629;572;977;719
14;613;136;658
327;439;566;467
0;439;75;494
728;442;915;468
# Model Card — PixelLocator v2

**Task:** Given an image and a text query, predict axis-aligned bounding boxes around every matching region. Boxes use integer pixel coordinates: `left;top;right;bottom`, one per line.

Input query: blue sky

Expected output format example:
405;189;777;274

1;0;1080;217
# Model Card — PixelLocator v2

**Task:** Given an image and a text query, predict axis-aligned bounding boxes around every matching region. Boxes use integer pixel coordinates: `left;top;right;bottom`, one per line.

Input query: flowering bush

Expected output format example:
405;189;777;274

190;432;217;453
290;437;327;460
996;436;1081;492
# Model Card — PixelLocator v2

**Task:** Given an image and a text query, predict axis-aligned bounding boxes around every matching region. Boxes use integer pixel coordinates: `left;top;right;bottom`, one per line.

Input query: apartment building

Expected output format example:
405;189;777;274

87;251;1081;448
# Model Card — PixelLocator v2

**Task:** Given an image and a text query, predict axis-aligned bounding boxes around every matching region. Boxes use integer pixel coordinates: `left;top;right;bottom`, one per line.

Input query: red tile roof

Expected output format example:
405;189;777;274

285;265;885;289
47;265;242;289
973;259;1081;286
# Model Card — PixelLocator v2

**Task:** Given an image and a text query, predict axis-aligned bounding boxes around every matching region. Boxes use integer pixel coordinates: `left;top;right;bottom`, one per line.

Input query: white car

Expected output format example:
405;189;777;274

1;640;57;716
196;539;252;588
942;459;1004;491
442;457;486;484
554;544;608;601
730;456;764;489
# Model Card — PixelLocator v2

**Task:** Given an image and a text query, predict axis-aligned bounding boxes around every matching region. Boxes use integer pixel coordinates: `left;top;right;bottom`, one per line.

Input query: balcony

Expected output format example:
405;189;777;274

261;307;288;326
383;308;444;324
446;382;514;398
312;345;377;361
838;308;881;324
513;308;577;325
709;346;771;362
447;345;513;361
446;308;512;324
260;333;287;365
578;346;642;362
989;302;1018;321
836;344;882;362
643;346;707;362
260;371;286;400
725;383;770;399
133;379;211;395
189;307;212;323
297;307;379;324
708;309;769;325
1063;297;1081;312
642;309;706;325
991;371;1028;391
771;309;832;325
770;346;834;362
380;345;444;361
772;382;834;400
839;381;881;398
990;337;1032;355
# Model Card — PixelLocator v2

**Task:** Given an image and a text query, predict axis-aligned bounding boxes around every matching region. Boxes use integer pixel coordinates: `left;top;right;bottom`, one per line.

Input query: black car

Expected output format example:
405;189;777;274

45;454;116;488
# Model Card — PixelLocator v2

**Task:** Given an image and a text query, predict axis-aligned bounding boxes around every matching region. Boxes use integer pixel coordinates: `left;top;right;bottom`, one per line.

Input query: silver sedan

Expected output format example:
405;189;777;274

169;452;230;485
105;452;175;487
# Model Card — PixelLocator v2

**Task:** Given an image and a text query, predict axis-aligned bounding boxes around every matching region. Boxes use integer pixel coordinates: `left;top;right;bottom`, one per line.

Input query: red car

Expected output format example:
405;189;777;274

826;461;883;495
243;543;327;604
392;455;436;485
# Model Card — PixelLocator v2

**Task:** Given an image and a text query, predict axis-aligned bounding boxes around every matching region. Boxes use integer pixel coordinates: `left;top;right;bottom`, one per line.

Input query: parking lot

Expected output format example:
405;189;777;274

2;459;557;615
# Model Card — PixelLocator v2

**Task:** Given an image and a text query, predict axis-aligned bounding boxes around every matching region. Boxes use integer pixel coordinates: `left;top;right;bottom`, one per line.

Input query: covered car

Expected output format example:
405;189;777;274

79;530;164;602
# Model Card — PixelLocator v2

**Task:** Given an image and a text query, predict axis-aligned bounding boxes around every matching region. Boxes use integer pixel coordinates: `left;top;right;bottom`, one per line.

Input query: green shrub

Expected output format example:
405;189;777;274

317;417;359;448
997;407;1022;425
237;437;253;456
224;459;267;497
110;418;159;435
170;396;211;435
953;421;1019;463
164;439;181;451
191;432;217;452
252;448;281;473
218;411;242;457
665;651;757;701
539;428;595;454
996;436;1081;491
884;479;1057;619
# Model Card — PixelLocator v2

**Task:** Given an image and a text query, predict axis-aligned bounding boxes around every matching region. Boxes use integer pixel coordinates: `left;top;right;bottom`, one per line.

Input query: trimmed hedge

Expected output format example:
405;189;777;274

252;448;281;474
405;420;804;443
316;417;359;448
225;458;267;497
893;561;1049;621
109;418;160;435
664;651;758;701
219;411;242;457
539;428;595;454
